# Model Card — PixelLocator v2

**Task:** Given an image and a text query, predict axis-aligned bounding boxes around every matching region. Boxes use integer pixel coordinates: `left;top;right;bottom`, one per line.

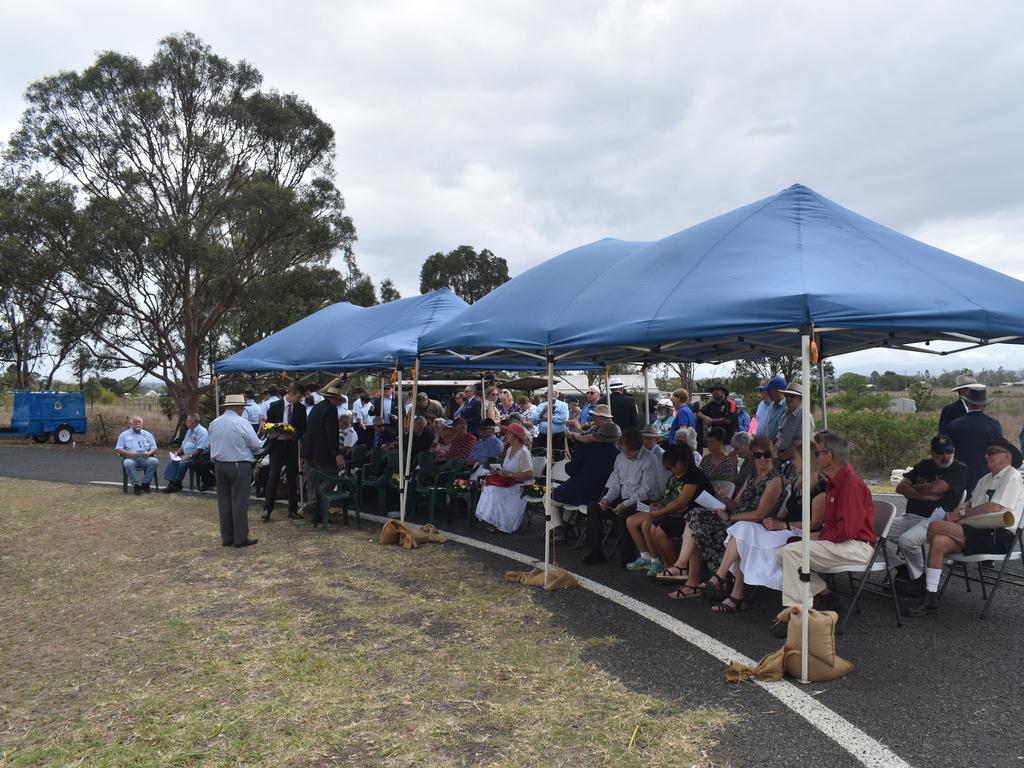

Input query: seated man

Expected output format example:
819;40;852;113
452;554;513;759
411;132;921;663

115;415;160;495
534;390;569;452
892;435;968;595
775;430;875;624
447;417;478;461
641;424;671;491
369;416;396;450
581;428;662;565
409;415;435;457
550;422;620;542
570;403;620;444
907;437;1024;616
467;418;503;465
651;399;675;438
163;412;211;493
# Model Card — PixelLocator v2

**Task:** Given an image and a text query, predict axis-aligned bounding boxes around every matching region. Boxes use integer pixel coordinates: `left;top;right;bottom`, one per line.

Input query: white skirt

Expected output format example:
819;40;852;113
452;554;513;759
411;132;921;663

725;521;803;591
475;484;528;533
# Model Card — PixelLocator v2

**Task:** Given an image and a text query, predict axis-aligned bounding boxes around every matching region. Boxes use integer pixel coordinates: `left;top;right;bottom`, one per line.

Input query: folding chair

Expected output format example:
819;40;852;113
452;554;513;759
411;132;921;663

547;459;588;543
819;499;902;634
937;521;1024;620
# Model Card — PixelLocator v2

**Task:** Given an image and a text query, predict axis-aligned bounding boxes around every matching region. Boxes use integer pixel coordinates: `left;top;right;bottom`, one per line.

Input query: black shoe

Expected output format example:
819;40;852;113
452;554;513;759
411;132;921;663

141;483;152;494
222;541;232;547
233;538;258;548
199;481;212;492
260;510;271;522
906;596;939;617
162;483;181;494
895;576;925;596
581;551;606;565
287;511;303;520
133;485;142;495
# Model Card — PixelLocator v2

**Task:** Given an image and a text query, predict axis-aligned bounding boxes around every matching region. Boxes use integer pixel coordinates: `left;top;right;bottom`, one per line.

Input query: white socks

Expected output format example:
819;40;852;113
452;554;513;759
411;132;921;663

925;567;942;593
639;552;651;561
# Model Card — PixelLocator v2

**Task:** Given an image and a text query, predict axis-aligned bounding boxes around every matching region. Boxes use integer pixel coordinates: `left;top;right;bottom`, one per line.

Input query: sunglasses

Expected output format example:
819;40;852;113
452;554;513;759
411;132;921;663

986;448;1009;456
933;448;955;455
751;451;773;459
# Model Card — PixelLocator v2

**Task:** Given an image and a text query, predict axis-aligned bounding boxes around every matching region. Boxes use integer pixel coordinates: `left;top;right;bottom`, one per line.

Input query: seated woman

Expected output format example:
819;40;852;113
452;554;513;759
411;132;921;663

431;420;454;461
703;439;824;613
659;436;782;598
730;431;755;499
652;399;675;438
699;427;737;485
674;426;703;467
474;422;534;533
625;446;711;577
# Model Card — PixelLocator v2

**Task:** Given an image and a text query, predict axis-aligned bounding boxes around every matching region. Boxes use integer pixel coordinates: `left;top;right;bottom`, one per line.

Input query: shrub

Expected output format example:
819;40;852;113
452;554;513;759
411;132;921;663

829;390;890;412
826;411;936;475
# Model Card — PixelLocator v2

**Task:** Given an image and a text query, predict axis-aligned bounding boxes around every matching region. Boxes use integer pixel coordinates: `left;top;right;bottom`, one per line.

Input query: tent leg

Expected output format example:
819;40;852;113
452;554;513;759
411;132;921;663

642;365;650;426
403;360;420;520
544;359;554;588
800;334;812;684
818;358;828;430
398;367;405;523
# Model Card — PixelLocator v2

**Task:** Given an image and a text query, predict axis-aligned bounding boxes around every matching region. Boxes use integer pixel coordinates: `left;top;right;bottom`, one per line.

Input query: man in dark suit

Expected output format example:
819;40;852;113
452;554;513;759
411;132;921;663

608;378;640;431
301;378;346;526
551;422;620;542
460;385;483;437
946;385;1003;493
261;382;307;521
939;373;978;435
371;385;400;429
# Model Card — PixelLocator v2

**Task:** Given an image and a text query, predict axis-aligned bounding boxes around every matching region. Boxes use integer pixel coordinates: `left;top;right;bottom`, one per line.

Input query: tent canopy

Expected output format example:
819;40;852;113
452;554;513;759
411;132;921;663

418;184;1024;365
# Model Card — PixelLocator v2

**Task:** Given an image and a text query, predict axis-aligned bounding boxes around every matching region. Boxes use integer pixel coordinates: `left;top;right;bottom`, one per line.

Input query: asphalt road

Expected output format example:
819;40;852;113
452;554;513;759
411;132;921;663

3;442;1023;767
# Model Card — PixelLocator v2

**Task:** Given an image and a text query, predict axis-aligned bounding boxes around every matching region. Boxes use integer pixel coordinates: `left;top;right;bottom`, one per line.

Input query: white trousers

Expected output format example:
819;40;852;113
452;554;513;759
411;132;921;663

776;539;875;607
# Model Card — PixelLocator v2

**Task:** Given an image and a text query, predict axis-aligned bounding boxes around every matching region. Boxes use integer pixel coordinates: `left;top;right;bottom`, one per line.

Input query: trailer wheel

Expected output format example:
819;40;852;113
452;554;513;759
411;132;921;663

32;433;51;444
55;426;74;444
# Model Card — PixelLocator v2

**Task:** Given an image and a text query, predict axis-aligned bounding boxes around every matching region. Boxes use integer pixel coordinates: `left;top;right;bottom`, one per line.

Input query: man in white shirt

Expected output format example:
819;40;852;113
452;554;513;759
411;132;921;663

908;437;1024;616
209;393;265;548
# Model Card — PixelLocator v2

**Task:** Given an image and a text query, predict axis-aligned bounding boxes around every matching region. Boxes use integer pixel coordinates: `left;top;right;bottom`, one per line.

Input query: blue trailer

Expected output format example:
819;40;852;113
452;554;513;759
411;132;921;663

0;390;87;444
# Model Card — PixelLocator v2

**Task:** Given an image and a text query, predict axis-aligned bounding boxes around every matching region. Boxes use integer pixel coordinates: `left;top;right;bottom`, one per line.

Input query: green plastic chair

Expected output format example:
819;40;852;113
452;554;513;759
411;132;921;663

307;467;361;531
413;455;460;524
360;449;400;516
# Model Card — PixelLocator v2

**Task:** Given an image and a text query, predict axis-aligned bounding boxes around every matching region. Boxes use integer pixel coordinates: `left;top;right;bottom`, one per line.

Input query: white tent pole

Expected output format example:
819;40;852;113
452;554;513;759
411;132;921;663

543;358;554;588
397;367;406;522
642;364;650;426
403;359;420;511
818;357;828;430
800;334;812;684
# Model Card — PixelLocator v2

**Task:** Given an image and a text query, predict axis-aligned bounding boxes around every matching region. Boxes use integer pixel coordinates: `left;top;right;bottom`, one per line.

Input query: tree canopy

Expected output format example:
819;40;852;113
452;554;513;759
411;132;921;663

419;245;509;303
9;32;357;417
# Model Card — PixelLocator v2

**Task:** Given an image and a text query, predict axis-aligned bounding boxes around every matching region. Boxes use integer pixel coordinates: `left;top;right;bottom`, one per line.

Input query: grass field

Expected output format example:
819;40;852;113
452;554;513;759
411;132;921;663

0;480;726;767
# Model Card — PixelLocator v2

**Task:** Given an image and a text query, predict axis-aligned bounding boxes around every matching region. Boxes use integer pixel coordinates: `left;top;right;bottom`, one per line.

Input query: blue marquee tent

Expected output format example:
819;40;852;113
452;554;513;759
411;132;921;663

419;184;1024;365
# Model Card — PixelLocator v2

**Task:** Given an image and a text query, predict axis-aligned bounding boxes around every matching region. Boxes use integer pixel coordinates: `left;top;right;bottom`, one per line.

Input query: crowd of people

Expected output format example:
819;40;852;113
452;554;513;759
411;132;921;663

114;373;1024;626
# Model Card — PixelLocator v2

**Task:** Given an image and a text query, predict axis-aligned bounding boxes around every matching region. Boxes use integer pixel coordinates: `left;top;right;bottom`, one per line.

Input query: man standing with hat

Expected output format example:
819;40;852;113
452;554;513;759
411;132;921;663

209;393;264;548
755;376;788;440
775;382;814;464
261;381;307;522
946;385;1003;494
608;378;639;430
698;382;737;443
907;437;1024;616
939;373;980;436
301;378;347;525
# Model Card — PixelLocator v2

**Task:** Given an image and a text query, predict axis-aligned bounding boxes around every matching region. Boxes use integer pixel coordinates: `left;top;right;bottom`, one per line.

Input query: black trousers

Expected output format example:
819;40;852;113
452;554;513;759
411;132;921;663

216;461;252;546
584;499;642;562
264;443;300;514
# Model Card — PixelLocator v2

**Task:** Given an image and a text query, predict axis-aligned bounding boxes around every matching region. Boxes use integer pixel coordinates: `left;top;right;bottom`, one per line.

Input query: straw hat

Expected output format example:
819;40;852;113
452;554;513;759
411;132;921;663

222;393;246;408
780;383;805;397
640;424;661;438
591;404;613;419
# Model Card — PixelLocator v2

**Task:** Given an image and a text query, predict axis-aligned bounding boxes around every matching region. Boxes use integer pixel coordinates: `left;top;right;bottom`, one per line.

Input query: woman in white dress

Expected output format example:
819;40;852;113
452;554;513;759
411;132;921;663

701;438;823;613
474;422;534;533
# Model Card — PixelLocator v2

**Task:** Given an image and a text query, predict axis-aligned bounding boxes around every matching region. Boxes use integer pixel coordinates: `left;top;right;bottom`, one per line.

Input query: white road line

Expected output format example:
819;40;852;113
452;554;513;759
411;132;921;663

86;482;910;768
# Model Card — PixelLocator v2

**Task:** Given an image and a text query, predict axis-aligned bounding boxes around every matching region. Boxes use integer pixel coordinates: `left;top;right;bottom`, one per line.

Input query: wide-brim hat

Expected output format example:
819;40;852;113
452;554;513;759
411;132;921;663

710;382;729;395
608;378;625;389
780;383;805;397
640;424;661;438
595;422;622;442
986;437;1023;468
222;393;246;408
591;404;613;418
962;385;991;406
320;377;347;398
952;374;979;391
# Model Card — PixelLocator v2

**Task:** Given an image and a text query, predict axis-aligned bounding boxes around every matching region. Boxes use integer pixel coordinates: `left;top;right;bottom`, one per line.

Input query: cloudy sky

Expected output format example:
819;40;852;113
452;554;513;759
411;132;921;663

3;0;1023;375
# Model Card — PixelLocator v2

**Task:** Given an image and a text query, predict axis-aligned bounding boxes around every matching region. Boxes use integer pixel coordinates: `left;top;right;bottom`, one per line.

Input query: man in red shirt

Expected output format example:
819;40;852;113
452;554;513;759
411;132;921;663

775;430;876;610
447;418;478;461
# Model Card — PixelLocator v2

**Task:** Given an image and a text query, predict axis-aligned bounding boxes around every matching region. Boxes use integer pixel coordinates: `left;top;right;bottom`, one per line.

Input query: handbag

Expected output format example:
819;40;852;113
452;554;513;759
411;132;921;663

484;473;518;488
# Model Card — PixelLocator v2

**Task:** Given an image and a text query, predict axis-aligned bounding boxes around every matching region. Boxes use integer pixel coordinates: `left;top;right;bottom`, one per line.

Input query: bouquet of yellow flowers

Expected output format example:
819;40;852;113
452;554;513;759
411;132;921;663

260;422;297;440
521;483;546;499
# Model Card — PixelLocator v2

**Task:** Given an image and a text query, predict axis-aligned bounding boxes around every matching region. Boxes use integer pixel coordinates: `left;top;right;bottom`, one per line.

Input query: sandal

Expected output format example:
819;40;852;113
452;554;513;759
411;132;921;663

711;595;748;614
668;585;703;599
698;574;728;599
655;566;689;582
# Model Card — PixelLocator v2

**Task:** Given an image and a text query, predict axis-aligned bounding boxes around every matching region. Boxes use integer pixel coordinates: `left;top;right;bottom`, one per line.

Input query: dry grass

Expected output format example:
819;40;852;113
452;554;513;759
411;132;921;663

0;479;728;767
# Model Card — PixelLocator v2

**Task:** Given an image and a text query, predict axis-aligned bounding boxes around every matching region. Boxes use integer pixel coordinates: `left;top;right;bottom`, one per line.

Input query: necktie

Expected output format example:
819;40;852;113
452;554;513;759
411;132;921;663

285;403;292;423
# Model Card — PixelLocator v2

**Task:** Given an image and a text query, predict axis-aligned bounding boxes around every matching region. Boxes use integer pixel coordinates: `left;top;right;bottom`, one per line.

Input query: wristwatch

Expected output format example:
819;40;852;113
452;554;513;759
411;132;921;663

958;508;966;519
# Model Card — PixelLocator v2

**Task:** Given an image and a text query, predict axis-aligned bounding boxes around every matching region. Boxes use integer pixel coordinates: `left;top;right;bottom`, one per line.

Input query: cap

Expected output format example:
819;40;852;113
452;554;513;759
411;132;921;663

734;397;745;408
931;435;954;452
760;375;787;391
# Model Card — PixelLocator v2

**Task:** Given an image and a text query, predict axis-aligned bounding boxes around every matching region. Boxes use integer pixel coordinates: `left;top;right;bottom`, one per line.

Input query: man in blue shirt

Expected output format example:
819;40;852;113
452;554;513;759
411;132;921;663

467;418;504;465
210;393;265;548
756;376;788;440
578;385;603;425
163;413;211;493
535;390;570;452
115;415;159;495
